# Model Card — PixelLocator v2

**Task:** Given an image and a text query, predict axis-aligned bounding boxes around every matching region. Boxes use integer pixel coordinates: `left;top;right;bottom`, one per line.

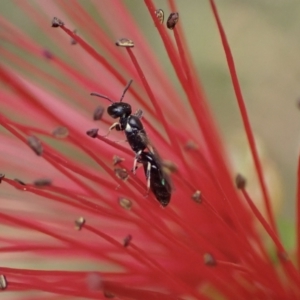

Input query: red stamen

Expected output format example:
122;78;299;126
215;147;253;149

209;0;277;234
241;186;300;289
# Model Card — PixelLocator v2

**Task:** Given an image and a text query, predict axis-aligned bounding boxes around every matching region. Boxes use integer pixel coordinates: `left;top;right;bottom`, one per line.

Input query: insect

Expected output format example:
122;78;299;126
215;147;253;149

91;81;172;205
136;151;171;207
91;80;152;163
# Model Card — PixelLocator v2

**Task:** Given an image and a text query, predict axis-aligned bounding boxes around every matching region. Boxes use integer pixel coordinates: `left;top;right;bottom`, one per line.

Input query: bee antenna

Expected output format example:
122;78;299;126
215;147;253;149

119;79;133;102
90;92;114;103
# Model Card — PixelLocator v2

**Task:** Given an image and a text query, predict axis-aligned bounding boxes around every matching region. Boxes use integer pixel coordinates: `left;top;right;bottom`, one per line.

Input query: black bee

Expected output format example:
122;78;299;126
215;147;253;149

136;151;171;207
91;81;172;205
91;80;152;160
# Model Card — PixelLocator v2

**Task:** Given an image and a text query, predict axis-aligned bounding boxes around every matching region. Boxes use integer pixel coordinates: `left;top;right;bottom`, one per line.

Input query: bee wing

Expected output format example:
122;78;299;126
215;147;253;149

136;129;154;151
150;148;173;193
159;165;173;193
133;109;143;119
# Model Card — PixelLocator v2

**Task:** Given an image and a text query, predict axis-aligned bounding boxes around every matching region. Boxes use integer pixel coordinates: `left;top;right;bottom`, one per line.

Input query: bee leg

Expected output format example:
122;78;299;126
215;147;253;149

132;150;142;174
132;163;142;176
102;122;120;138
145;161;151;194
142;162;151;198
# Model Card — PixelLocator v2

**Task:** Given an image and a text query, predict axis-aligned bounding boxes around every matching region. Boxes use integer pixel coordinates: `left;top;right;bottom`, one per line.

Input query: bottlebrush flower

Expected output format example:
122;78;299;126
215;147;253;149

0;1;299;299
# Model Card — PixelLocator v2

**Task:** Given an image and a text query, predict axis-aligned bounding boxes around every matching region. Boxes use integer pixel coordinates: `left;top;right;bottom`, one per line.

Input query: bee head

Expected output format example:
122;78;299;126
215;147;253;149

107;102;132;119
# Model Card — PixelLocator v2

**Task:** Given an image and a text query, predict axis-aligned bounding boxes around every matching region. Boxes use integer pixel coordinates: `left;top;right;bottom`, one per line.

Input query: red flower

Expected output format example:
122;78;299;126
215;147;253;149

0;1;299;299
